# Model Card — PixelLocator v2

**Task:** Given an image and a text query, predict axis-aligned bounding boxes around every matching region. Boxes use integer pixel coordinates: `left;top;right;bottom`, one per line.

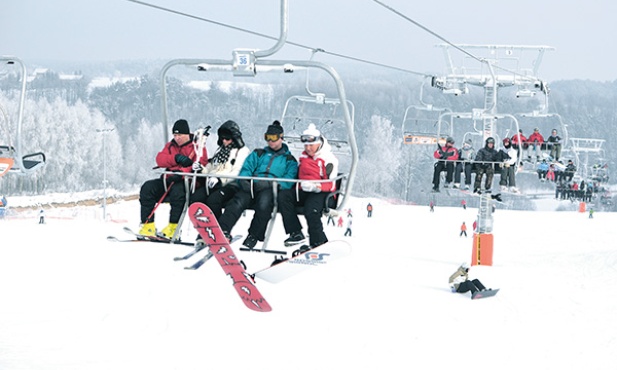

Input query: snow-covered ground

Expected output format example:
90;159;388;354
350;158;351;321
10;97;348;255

1;195;616;370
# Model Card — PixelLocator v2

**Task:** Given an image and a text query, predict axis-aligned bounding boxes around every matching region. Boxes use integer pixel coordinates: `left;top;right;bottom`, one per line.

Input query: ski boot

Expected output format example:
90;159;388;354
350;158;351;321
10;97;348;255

160;223;178;238
139;222;157;237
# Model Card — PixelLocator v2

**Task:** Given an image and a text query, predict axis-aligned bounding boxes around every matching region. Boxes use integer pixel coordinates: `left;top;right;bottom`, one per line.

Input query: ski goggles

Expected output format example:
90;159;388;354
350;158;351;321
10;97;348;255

264;133;282;142
300;135;321;144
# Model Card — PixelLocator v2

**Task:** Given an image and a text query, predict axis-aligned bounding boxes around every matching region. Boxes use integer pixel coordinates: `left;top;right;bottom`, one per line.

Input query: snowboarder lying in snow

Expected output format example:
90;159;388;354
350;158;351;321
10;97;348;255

449;264;488;295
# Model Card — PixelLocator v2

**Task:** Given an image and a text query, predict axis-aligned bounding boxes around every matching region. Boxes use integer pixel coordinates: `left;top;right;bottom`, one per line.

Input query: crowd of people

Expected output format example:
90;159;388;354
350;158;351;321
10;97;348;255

430;127;600;201
138;119;341;252
431;136;518;194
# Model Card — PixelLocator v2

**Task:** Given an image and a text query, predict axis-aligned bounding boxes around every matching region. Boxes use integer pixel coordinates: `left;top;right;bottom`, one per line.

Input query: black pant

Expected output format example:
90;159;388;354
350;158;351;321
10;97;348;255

433;161;455;188
218;188;273;241
139;178;186;224
474;166;494;191
278;189;329;247
189;183;239;219
456;279;486;294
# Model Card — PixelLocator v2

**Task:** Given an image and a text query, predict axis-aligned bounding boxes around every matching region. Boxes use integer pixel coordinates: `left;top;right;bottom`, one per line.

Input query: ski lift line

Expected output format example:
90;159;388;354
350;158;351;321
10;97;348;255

125;0;426;77
371;0;481;63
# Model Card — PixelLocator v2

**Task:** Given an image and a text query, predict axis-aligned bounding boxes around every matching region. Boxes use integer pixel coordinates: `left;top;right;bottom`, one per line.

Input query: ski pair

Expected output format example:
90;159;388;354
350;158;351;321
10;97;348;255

106;227;195;246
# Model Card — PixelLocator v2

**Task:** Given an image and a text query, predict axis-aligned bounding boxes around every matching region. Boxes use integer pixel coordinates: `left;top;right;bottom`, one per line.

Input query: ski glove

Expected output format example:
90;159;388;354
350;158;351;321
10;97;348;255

175;154;193;167
301;181;320;193
191;162;203;172
207;177;219;189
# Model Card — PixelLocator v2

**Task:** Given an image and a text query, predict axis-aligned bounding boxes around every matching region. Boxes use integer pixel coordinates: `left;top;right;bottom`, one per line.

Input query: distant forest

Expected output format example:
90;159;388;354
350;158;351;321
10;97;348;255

1;60;616;209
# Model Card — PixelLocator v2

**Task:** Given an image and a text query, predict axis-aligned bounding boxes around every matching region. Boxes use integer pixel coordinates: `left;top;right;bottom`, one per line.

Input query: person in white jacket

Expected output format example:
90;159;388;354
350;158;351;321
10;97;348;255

189;120;250;219
449;264;487;296
499;137;519;193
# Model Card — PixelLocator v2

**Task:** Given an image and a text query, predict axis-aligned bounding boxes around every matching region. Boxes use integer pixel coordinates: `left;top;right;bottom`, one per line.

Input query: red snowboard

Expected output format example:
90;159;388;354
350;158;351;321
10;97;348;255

188;202;272;312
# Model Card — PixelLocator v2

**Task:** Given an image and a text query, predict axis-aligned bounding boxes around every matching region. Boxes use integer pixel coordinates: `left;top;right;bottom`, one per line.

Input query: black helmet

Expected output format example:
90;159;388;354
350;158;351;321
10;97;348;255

486;137;495;144
446;136;455;144
217;120;245;148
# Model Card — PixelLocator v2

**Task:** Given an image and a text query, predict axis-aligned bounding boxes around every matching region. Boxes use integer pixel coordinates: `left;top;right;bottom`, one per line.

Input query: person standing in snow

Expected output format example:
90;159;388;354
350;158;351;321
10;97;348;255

367;203;373;217
429;200;435;212
460;222;467;237
344;217;352;237
38;208;45;224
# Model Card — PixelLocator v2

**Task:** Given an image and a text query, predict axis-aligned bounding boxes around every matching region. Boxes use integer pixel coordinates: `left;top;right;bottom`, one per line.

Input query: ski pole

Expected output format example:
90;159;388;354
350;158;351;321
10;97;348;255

145;182;174;223
191;125;211;193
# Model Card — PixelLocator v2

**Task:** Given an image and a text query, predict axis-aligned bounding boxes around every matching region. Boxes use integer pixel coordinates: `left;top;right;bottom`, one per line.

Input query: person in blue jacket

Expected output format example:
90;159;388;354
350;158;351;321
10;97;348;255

217;120;298;248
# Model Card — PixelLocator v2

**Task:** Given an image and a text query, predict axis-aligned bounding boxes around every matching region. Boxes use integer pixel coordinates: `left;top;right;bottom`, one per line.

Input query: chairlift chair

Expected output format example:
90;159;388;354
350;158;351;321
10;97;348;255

0;56;46;176
156;0;357;249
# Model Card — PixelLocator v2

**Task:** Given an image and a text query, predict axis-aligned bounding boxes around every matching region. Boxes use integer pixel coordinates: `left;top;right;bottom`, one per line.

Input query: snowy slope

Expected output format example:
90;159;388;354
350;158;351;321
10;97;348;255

1;196;616;370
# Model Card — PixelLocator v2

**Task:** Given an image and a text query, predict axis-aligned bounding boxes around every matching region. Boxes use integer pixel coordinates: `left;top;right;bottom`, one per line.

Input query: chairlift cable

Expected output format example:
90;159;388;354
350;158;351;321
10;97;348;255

125;0;427;77
371;0;540;82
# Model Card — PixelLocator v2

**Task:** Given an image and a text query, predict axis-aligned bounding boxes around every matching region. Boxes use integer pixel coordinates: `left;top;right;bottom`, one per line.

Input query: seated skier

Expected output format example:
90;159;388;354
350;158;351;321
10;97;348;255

448;264;489;296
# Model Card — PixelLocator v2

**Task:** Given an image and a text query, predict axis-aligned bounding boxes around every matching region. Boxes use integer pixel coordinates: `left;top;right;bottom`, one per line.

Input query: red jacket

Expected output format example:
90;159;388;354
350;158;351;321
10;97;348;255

511;133;527;145
527;132;545;144
155;135;208;175
433;144;459;161
297;140;339;192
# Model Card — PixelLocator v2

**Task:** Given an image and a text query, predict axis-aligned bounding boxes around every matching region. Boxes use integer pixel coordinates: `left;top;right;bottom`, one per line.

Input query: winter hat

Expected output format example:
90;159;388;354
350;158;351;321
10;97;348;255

503;137;510;144
172;119;190;135
265;120;284;136
217;120;244;148
486;137;495;144
463;139;472;147
301;123;323;144
446;136;455;144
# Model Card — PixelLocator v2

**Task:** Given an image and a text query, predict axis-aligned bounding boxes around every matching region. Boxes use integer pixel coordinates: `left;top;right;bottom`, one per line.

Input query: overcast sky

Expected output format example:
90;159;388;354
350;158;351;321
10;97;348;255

2;0;616;82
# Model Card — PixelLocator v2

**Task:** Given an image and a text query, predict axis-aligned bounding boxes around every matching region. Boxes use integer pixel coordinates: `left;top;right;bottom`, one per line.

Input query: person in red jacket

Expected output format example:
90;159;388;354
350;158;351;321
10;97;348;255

139;119;208;238
278;123;339;249
526;127;545;162
432;137;459;192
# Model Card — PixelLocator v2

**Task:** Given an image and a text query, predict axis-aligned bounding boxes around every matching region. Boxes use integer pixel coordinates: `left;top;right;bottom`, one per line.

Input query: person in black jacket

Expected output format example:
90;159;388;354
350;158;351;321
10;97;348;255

546;129;562;161
473;137;501;193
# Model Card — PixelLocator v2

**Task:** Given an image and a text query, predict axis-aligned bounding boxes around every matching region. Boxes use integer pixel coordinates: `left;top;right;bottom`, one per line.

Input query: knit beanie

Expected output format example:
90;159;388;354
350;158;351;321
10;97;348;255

172;119;190;135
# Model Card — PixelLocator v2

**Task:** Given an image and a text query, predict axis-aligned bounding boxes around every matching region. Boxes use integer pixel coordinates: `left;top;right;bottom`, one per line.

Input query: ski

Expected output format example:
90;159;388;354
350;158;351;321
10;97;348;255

119;226;194;246
174;235;241;262
184;250;214;270
106;235;194;246
252;240;351;284
188;202;272;312
173;243;207;261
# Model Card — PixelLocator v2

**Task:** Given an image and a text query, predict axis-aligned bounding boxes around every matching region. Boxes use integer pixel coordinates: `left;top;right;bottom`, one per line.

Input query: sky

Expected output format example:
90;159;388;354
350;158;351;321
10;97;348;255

1;0;617;82
1;192;616;369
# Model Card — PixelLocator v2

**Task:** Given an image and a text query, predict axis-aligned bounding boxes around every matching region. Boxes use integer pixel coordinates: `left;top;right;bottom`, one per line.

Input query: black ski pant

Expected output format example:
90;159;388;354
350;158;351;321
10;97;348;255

433;161;455;188
456;279;486;294
278;189;329;247
474;166;494;191
189;183;239;220
218;188;273;241
139;178;186;224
